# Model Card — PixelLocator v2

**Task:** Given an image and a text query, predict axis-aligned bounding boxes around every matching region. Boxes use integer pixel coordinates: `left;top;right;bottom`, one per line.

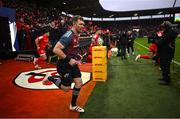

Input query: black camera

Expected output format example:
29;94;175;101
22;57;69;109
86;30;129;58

148;33;161;44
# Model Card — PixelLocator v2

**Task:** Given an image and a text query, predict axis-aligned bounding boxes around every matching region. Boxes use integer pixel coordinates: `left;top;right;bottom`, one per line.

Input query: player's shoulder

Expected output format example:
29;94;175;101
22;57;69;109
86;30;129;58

63;30;73;38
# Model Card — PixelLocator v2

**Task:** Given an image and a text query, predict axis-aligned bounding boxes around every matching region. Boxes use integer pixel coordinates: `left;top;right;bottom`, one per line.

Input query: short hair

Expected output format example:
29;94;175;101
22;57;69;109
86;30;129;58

72;15;83;24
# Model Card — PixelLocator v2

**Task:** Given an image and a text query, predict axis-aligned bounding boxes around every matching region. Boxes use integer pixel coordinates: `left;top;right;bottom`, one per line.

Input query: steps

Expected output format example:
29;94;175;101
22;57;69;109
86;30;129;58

15;54;34;62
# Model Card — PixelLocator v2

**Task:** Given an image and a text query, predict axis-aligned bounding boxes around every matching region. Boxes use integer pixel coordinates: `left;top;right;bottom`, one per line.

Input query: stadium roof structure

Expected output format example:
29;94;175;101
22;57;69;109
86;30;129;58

50;0;180;17
32;0;180;20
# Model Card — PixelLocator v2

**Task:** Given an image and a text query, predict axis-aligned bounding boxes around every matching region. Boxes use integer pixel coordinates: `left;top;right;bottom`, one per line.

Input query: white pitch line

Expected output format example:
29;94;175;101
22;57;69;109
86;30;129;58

135;41;180;66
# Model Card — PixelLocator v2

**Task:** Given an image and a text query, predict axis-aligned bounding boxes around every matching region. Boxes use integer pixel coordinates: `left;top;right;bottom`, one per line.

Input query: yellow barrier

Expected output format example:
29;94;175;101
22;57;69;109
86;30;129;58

92;46;107;82
92;65;107;73
92;57;107;65
92;46;106;57
92;72;107;82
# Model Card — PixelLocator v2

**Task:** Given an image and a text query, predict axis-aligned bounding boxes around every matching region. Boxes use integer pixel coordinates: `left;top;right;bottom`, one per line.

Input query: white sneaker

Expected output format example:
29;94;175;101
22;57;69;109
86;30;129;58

42;72;51;85
135;54;141;61
34;65;42;69
158;67;162;71
69;104;85;113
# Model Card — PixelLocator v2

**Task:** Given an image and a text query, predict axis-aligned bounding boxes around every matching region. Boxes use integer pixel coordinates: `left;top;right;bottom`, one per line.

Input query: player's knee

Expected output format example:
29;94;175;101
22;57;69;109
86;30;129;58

74;78;83;88
61;86;71;92
63;88;70;92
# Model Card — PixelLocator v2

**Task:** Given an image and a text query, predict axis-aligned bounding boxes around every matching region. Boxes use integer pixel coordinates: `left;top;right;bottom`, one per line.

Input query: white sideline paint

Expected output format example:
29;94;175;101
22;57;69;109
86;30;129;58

135;41;180;66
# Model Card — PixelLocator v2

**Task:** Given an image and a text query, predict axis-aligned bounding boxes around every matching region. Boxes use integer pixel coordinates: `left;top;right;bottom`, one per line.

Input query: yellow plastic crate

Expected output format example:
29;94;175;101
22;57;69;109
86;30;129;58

92;51;106;57
92;57;107;65
92;72;107;82
92;46;106;51
92;65;107;73
92;46;107;57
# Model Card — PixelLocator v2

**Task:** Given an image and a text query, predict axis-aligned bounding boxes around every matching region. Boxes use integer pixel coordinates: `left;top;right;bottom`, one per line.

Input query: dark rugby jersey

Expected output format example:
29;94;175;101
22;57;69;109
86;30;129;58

59;30;82;61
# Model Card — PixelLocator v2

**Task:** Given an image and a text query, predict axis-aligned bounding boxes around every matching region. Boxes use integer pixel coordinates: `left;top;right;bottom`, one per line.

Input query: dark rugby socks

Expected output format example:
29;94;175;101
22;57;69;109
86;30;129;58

71;87;81;106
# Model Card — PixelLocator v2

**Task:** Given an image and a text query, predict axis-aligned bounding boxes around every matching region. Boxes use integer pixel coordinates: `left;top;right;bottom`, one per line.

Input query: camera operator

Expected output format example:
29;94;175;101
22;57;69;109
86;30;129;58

158;21;178;85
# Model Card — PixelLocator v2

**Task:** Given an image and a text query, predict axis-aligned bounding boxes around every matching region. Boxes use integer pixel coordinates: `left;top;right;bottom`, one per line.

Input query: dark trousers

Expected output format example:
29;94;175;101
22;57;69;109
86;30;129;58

118;45;126;59
160;58;172;83
127;43;134;54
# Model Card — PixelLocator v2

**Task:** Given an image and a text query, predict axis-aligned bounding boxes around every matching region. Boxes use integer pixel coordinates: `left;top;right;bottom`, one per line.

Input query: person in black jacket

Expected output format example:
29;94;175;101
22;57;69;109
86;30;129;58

158;21;178;85
117;31;128;60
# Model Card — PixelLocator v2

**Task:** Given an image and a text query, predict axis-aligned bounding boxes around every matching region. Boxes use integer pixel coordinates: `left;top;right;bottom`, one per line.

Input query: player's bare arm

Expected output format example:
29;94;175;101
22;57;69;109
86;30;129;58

53;42;79;66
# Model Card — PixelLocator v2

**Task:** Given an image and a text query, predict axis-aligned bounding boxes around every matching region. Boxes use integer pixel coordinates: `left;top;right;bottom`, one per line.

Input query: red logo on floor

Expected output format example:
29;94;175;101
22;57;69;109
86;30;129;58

14;68;91;89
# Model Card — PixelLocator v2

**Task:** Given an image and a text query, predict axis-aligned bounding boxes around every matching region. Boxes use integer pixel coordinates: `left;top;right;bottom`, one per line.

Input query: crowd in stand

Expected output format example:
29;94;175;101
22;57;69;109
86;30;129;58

3;0;110;50
1;0;179;55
